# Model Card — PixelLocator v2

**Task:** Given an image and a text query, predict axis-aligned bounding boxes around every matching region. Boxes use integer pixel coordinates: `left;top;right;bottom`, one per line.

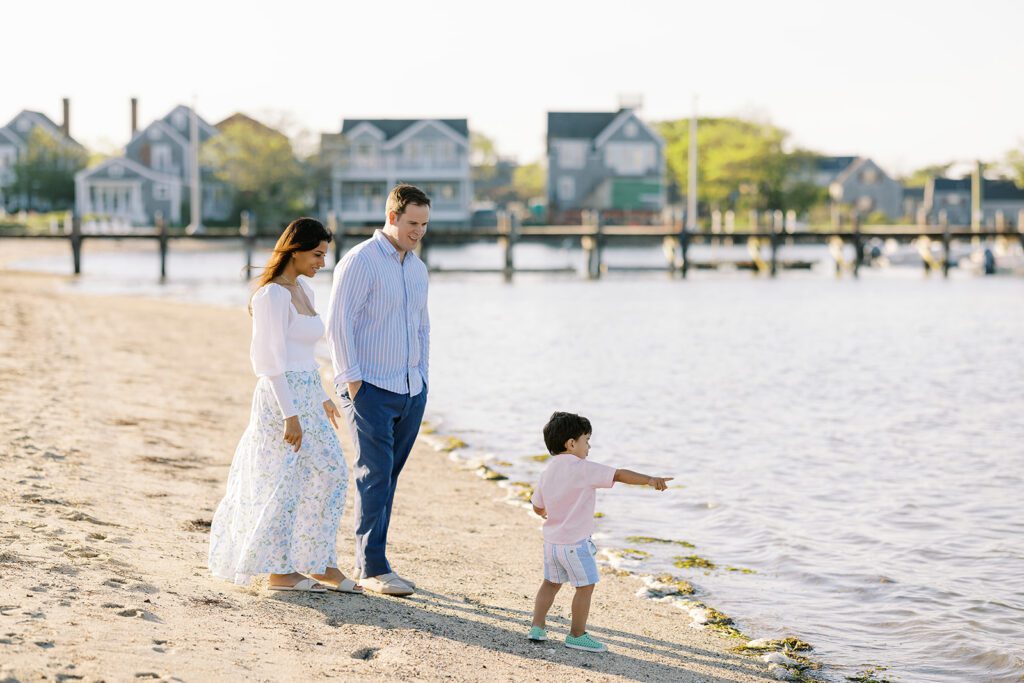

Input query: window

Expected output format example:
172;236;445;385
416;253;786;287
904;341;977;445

605;142;654;175
148;127;163;140
152;144;172;172
16;117;31;132
172;110;187;130
860;168;879;185
557;176;575;202
624;121;639;138
557;141;587;169
108;164;124;178
0;147;16;169
154;184;170;200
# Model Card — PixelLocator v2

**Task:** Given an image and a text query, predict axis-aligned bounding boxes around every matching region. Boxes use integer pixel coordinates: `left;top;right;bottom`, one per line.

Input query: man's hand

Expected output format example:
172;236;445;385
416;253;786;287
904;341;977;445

323;400;341;429
347;380;363;399
532;505;547;519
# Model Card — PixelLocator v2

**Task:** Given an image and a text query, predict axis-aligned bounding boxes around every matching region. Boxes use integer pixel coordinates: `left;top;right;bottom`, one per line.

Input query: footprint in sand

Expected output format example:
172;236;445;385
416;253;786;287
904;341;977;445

64;547;103;560
64;510;117;527
117;608;162;623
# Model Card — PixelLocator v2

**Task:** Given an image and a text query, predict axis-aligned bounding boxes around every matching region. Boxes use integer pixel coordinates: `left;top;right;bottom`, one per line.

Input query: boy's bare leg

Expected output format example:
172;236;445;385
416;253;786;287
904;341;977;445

569;584;595;636
532;579;562;628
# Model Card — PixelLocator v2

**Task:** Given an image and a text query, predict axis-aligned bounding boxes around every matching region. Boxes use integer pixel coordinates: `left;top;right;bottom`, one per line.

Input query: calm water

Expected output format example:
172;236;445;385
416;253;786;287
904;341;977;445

10;241;1024;682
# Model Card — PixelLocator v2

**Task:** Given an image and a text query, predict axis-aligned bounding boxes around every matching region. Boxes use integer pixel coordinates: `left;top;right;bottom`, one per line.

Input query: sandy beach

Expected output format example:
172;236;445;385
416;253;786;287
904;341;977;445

0;249;776;682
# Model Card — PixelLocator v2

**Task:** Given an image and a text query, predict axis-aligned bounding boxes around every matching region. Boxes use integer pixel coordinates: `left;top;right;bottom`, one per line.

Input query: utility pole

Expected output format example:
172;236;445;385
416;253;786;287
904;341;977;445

186;96;203;235
687;95;698;231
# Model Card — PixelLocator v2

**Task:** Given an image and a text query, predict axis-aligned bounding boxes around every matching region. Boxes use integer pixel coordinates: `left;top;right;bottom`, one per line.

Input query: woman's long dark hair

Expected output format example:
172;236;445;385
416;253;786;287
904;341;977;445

248;217;332;315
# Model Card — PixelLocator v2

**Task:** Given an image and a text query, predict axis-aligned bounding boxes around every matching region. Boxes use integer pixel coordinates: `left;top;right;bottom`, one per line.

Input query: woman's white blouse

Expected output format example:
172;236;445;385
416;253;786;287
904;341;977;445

250;281;329;417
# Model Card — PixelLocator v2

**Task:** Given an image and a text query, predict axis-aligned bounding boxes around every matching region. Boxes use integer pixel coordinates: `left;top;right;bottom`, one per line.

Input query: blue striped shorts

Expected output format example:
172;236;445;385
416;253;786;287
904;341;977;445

543;538;600;587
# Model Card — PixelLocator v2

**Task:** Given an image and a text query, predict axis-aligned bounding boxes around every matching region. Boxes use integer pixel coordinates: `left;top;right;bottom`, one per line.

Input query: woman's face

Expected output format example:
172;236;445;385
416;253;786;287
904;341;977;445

292;241;329;278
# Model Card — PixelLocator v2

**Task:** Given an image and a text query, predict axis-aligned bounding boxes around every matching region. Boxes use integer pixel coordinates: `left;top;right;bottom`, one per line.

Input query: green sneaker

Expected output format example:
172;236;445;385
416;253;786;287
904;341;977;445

565;632;607;653
528;626;548;641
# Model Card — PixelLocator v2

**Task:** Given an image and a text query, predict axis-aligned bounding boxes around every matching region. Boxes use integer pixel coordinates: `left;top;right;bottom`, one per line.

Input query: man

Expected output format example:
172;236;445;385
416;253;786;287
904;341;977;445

326;184;430;597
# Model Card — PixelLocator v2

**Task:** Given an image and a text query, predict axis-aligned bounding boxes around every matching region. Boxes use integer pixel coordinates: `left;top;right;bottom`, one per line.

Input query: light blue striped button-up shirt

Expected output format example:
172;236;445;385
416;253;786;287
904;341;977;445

326;229;430;397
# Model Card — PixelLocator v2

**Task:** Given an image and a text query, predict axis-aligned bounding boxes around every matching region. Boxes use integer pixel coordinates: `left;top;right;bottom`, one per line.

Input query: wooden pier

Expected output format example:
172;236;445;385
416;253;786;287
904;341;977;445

2;210;1023;281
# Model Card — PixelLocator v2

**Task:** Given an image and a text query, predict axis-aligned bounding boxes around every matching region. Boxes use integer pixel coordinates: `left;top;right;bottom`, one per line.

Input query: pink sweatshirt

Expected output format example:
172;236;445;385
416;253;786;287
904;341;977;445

530;454;616;544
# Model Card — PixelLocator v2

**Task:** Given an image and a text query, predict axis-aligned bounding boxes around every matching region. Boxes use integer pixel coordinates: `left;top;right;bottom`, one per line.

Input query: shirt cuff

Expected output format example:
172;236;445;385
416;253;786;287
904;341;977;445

334;366;363;385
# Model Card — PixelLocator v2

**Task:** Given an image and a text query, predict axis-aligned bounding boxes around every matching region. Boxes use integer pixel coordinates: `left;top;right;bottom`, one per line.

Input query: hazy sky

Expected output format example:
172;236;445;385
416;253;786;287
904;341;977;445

6;0;1022;176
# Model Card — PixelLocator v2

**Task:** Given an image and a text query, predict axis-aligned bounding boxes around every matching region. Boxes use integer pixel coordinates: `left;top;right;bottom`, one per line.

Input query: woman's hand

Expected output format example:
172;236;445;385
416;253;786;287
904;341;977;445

323;400;341;429
284;415;302;452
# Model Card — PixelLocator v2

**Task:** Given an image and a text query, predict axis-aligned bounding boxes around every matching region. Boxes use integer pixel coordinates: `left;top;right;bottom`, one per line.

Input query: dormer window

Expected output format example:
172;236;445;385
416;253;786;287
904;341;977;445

624;121;639;138
172;110;187;129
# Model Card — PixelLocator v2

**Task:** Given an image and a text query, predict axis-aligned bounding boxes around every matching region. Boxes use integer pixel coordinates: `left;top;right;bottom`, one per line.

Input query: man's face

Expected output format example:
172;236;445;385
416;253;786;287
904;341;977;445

386;203;430;253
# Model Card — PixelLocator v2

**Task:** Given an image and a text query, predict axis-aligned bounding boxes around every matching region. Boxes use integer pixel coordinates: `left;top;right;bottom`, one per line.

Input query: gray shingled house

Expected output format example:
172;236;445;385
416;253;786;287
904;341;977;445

546;108;665;224
75;104;233;226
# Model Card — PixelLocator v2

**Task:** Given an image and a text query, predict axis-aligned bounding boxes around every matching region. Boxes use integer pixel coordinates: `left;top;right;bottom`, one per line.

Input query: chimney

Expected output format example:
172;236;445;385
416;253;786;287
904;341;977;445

131;97;139;137
62;98;70;138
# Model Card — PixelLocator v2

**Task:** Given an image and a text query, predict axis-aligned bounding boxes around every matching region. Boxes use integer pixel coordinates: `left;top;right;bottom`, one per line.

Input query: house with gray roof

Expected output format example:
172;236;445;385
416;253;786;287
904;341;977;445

797;155;903;219
0;103;86;212
546;108;665;224
923;177;1024;227
75;103;233;226
320;118;472;227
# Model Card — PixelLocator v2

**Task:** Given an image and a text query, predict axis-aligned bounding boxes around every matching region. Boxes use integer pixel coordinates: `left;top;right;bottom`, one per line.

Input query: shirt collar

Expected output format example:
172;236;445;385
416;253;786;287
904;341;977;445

373;226;418;264
373;227;401;260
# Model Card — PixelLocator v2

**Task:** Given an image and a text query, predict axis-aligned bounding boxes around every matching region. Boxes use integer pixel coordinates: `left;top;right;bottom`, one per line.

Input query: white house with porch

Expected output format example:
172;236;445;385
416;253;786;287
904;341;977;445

320;118;472;227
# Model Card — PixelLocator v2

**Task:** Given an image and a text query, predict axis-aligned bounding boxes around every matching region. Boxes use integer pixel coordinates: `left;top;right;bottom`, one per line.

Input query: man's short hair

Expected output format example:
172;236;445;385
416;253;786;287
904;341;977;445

543;412;592;455
386;184;431;218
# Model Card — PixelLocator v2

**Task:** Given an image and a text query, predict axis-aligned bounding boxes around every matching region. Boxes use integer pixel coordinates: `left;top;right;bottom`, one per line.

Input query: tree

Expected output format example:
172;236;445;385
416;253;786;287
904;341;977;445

658;117;824;216
902;162;954;188
512;162;545;202
1006;144;1024;187
6;128;87;212
201;116;307;230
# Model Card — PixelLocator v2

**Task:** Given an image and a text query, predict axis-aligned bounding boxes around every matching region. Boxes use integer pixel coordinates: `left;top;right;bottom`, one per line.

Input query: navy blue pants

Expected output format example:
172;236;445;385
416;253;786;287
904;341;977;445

339;381;427;578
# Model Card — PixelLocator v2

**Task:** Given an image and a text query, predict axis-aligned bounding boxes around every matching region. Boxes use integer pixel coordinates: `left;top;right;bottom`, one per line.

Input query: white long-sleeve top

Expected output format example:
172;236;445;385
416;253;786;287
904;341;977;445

326;229;430;396
250;280;329;418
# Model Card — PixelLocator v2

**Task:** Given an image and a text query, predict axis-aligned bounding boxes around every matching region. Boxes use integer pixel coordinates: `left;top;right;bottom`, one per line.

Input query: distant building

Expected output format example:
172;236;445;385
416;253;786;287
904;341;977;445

901;186;925;222
806;156;902;219
75;103;233;226
923;177;1024;227
320;118;472;227
546;108;665;224
0;102;86;212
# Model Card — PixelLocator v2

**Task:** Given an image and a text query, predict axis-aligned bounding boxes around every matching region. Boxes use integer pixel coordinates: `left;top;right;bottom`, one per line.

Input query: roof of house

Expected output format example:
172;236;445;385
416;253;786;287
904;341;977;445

341;119;468;139
1;110;83;148
983;179;1024;201
547;111;621;140
932;177;972;192
814;155;858;175
930;177;1024;201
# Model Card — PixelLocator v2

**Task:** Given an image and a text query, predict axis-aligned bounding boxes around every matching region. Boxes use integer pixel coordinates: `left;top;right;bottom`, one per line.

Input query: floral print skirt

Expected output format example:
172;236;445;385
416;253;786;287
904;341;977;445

209;370;348;585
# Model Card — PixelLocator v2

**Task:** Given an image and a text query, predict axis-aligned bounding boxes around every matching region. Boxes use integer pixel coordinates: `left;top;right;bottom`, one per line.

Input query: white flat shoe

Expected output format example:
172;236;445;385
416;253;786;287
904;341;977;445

324;578;364;594
267;578;326;593
362;573;414;597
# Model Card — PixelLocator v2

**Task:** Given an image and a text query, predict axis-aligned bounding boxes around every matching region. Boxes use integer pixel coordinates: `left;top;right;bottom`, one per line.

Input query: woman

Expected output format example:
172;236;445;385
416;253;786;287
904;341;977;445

209;217;361;594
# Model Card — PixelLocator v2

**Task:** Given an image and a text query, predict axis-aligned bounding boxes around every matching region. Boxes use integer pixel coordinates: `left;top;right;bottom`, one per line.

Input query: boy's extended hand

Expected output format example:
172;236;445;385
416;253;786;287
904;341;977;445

614;469;673;490
532;504;547;519
648;476;673;491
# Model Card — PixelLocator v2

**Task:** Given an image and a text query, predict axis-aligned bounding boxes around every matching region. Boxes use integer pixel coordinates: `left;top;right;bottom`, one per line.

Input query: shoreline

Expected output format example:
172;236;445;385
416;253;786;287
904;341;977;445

0;264;781;682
